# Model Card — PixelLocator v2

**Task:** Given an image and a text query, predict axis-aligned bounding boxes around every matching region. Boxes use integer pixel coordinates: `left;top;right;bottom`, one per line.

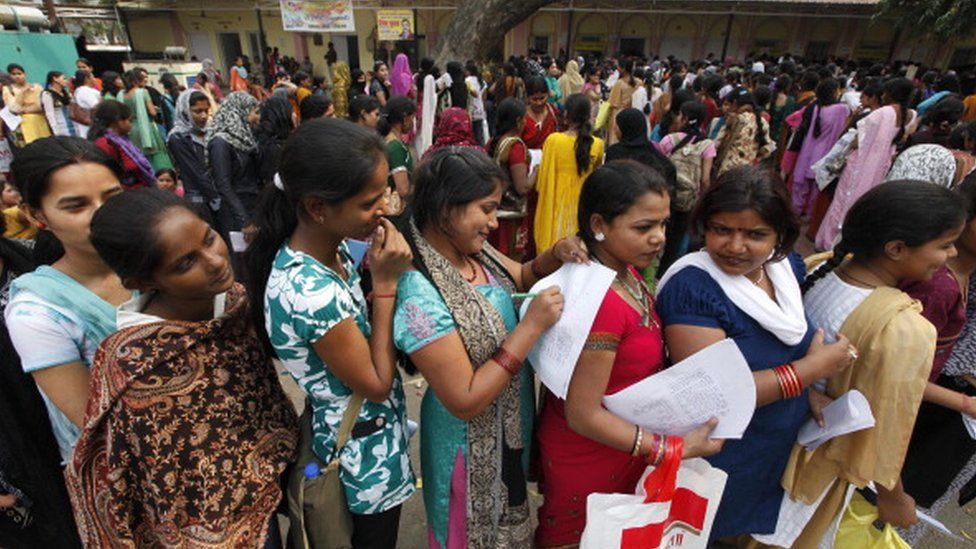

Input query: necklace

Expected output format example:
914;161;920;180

748;266;765;287
840;265;879;289
462;255;480;283
616;269;659;329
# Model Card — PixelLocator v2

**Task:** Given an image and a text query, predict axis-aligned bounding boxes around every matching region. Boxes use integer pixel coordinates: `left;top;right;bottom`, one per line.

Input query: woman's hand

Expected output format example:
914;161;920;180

809;390;833;427
521;286;564;334
681;417;725;458
368;218;412;292
877;488;918;528
551;236;590;265
797;330;856;382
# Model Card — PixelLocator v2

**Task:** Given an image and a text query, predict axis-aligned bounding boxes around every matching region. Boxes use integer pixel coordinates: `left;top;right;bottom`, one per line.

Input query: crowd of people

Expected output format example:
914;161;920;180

2;46;976;549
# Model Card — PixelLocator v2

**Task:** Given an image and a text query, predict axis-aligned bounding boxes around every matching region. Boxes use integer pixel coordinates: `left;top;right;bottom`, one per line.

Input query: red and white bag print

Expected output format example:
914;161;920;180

580;440;727;549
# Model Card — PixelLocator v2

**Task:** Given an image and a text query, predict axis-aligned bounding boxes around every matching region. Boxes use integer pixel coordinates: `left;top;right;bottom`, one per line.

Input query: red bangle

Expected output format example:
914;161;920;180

774;364;802;399
372;292;396;299
492;346;523;376
667;436;684;462
646;433;668;466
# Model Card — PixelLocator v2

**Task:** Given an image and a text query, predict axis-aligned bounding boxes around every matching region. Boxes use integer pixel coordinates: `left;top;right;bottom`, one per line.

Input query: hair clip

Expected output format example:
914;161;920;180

273;173;285;191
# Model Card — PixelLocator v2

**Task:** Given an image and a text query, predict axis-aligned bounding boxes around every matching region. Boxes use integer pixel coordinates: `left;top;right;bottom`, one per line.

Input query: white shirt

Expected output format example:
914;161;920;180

465;75;486;121
72;85;102;138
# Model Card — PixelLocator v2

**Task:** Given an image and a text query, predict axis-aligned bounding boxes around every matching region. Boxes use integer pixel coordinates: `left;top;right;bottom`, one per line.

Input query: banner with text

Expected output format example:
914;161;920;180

280;0;355;33
377;9;415;41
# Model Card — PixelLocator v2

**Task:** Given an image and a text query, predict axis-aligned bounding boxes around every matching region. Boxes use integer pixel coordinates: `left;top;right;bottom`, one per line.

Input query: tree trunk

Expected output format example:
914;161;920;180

434;0;560;65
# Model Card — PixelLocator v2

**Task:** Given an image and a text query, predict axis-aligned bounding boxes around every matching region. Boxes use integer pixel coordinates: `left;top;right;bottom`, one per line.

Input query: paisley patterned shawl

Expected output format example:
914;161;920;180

65;284;298;548
407;219;530;548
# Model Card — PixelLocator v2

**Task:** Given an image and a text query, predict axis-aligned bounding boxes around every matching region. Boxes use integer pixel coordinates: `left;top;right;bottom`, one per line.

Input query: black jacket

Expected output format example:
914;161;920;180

207;136;260;228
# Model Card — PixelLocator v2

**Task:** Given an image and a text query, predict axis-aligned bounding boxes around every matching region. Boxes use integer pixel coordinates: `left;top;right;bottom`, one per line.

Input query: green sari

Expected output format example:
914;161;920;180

117;88;172;171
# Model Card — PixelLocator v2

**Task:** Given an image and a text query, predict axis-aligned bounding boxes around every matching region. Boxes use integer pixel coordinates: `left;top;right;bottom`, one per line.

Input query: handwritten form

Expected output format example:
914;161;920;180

603;339;756;439
520;262;616;399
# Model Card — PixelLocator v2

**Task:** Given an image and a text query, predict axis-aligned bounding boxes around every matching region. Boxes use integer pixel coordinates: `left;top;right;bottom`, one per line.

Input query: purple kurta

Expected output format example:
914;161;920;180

792;103;851;215
816;105;903;249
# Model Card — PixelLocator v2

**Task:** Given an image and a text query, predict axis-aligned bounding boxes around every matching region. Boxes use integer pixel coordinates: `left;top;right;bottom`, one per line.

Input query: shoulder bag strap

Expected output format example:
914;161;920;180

334;393;365;452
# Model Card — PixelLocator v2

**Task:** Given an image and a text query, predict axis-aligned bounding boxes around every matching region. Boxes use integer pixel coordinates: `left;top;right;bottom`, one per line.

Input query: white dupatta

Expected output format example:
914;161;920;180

657;251;808;346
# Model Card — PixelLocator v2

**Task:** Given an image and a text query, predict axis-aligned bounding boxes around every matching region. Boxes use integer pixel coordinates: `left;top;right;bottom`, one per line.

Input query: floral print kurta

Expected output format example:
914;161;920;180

265;242;415;514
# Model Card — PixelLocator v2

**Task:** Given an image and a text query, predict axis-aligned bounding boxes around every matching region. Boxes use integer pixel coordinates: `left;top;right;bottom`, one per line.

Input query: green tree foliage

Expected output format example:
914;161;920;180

877;0;976;39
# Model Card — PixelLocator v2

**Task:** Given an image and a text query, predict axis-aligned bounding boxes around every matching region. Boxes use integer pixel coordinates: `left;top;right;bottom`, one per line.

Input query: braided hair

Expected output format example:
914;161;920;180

802;180;966;293
565;93;595;175
883;77;915;146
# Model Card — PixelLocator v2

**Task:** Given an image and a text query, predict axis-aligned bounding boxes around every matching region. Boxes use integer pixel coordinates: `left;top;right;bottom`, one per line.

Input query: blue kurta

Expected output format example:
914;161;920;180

655;253;814;539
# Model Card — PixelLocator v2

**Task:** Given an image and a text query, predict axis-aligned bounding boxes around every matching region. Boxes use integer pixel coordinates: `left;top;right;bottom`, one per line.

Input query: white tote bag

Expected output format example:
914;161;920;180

580;452;727;549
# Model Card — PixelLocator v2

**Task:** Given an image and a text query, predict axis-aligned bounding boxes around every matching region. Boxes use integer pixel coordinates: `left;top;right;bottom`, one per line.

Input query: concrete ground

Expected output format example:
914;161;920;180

274;232;976;548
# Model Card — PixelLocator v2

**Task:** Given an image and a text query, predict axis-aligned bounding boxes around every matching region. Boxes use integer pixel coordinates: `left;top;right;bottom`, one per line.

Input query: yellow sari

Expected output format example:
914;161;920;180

533;132;604;251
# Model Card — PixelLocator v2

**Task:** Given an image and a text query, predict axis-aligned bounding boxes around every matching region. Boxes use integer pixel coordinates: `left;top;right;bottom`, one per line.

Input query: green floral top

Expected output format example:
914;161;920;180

264;242;415;514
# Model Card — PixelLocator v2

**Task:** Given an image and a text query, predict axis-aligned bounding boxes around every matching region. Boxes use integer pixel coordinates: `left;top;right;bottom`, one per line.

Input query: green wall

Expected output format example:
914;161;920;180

0;32;78;82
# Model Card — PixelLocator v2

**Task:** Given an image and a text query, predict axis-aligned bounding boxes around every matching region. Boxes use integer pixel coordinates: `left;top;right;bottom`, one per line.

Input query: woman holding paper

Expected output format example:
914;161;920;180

390;146;587;549
535;160;725;548
774;181;966;548
654;165;855;545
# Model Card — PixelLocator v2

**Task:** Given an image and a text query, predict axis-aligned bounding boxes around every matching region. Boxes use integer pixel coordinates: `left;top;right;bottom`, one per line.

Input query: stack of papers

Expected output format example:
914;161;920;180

797;390;875;451
602;339;756;439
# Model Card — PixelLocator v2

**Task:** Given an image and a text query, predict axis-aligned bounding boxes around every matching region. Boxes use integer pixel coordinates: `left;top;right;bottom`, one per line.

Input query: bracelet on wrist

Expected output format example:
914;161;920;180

372;292;396;300
631;426;644;457
774;363;803;399
492;346;523;376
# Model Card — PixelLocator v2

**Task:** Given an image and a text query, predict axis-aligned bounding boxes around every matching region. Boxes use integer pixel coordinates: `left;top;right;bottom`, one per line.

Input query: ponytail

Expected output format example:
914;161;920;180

242;119;387;350
672;100;707;155
565;93;594;175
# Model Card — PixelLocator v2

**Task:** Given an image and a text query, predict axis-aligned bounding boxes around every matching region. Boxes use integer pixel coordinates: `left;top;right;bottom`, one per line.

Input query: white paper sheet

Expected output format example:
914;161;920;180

963;413;976;439
528;149;542;173
797;390;875;451
519;262;616;399
0;106;21;132
602;339;756;439
228;231;248;252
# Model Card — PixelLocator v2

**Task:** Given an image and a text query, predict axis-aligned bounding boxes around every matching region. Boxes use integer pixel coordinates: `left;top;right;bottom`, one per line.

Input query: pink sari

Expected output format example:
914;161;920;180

816;105;901;249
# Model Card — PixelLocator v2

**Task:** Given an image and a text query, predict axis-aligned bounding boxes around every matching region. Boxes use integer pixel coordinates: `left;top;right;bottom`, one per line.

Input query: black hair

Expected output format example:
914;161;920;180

753;85;773;114
811;78;840;138
803;181;966;292
293;70;310;84
45;71;63;87
702;74;723;101
10;136;122;265
243;119;386;349
668;74;684;93
619;58;636;88
409;147;505;234
377;95;416;136
371;62;386;76
466;61;484;88
729;87;769;150
446;61;468;110
256;95;295;142
159;73;180;97
348;94;381;123
800;70;819;92
565;93;595;175
299;94;331;122
488;98;527;154
524;75;548;97
87;100;132;141
937;73;961;94
188;90;210;108
73;69;92;89
957;172;976;221
861;79;883;100
6;63;23;74
691;165;799;261
660;89;695;138
774;74;794;96
577;160;669;250
883;77;915;145
122;69;143;91
76;57;91;67
416;57;440;94
196;72;209;85
90;188;192;284
155;167;178;181
671;100;707;154
922;96;965;129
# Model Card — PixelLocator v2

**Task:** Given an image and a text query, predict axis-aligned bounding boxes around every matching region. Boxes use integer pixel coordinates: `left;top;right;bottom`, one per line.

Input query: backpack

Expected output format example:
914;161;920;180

665;132;713;212
493;135;528;216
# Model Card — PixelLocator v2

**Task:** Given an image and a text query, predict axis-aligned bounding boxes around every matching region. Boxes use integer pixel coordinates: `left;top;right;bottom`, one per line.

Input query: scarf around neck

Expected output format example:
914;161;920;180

406;220;527;548
657;251;808;346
